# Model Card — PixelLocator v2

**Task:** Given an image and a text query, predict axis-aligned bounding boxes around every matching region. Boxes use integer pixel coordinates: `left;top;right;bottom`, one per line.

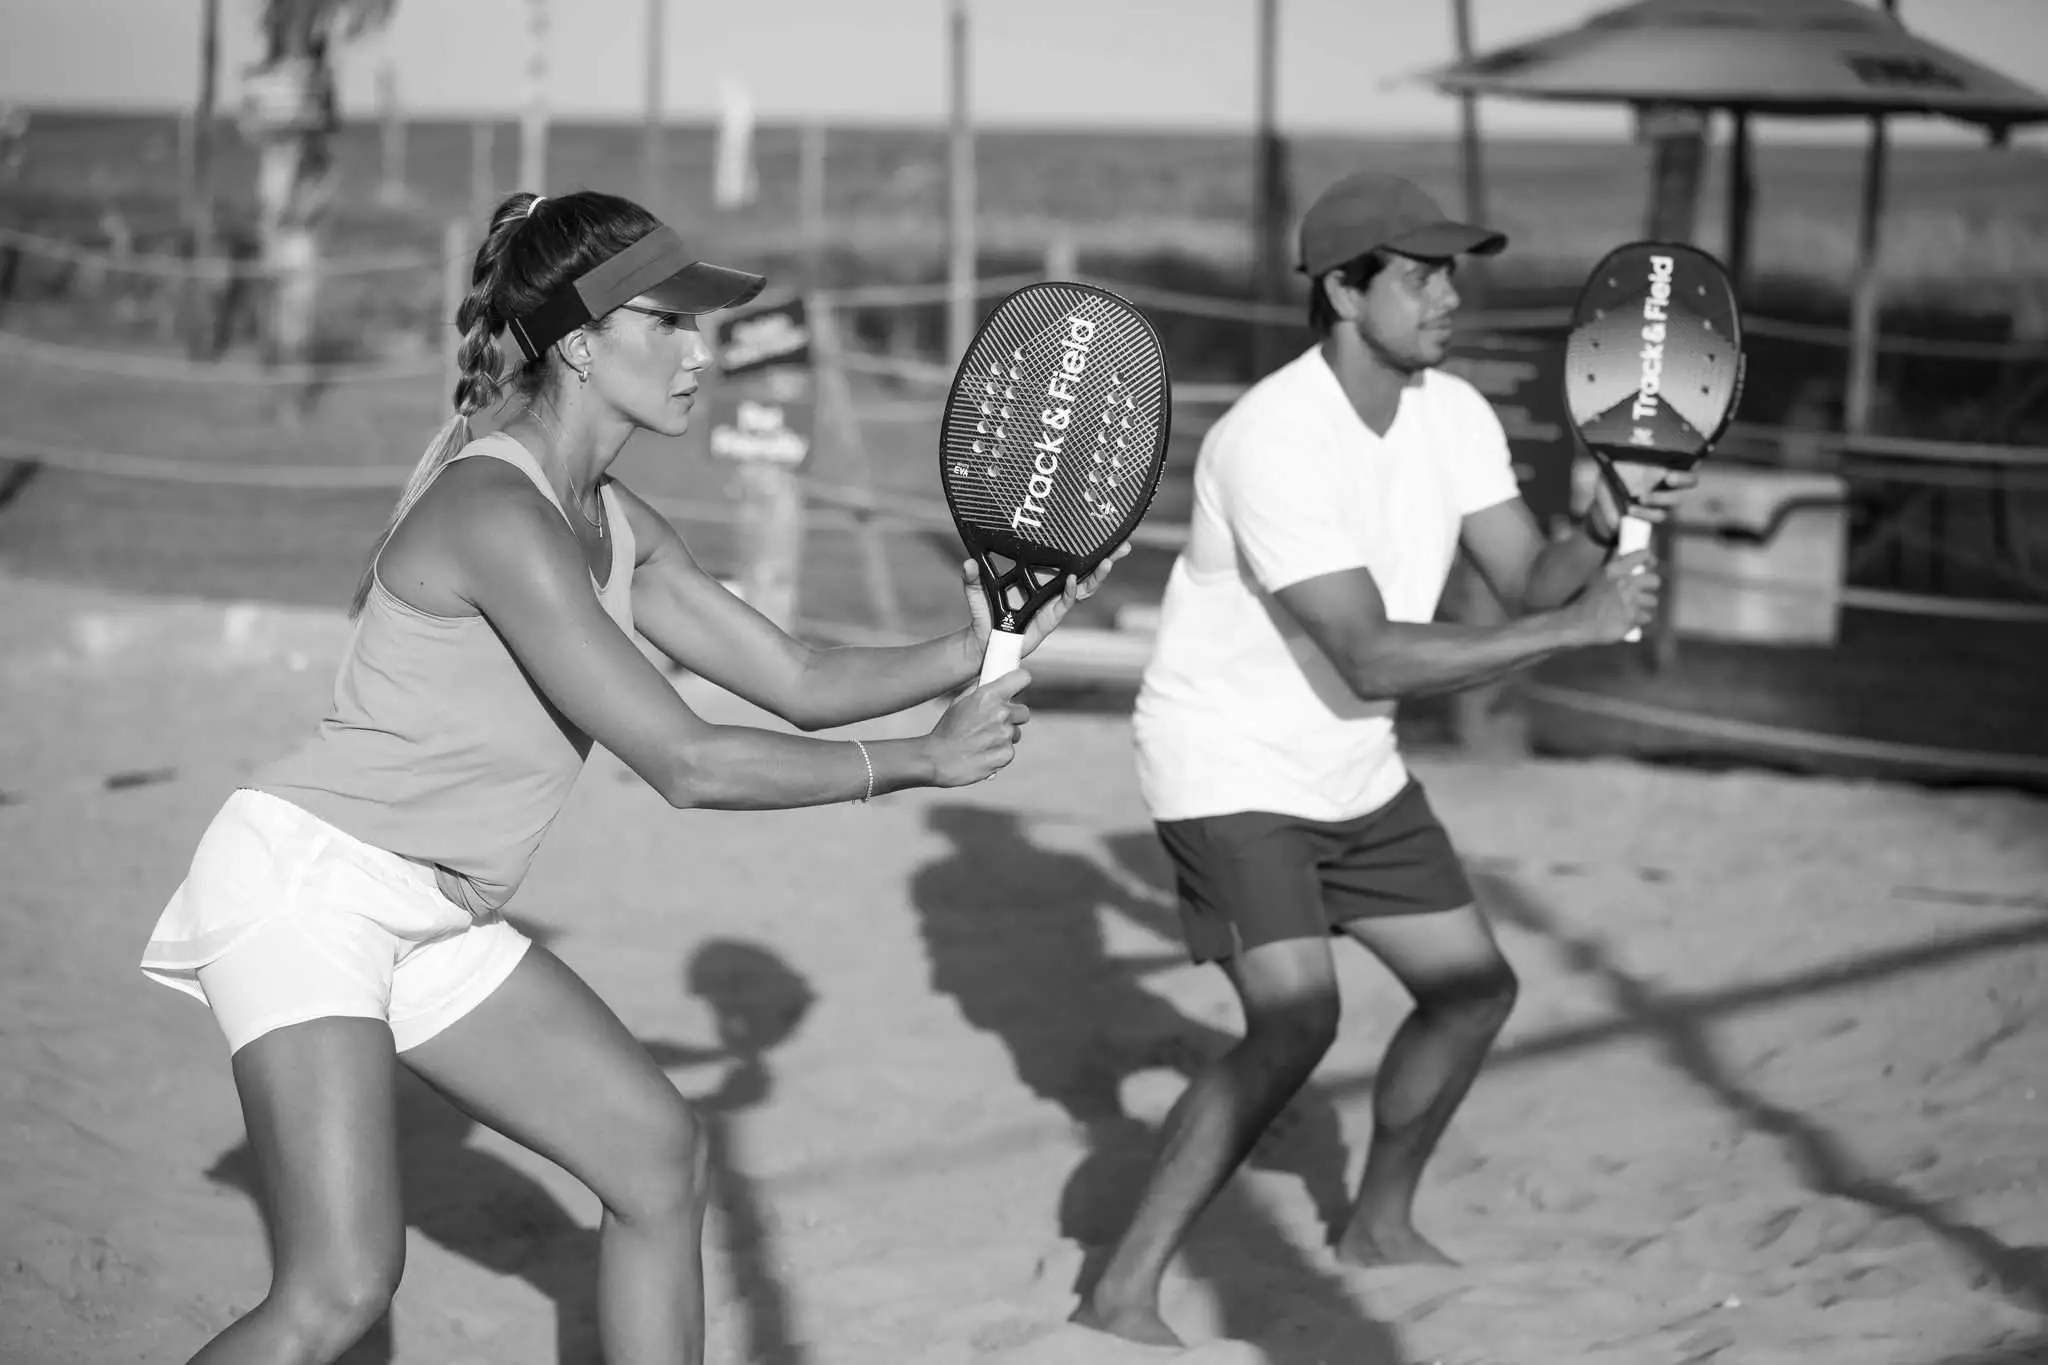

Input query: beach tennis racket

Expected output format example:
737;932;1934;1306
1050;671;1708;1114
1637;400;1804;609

1564;242;1745;640
939;282;1172;685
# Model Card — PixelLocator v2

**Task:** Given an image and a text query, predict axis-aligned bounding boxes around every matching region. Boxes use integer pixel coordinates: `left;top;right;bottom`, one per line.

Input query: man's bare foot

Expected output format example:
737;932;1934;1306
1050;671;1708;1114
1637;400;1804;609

1334;1219;1458;1269
1070;1296;1186;1349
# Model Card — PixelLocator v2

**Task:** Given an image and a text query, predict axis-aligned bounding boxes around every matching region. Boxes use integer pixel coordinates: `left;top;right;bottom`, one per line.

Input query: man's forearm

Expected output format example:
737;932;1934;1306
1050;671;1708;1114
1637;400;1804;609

1340;610;1591;701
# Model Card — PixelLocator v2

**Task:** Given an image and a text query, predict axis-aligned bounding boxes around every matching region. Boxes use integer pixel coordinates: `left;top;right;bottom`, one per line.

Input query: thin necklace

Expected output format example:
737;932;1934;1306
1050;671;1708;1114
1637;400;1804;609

525;405;605;536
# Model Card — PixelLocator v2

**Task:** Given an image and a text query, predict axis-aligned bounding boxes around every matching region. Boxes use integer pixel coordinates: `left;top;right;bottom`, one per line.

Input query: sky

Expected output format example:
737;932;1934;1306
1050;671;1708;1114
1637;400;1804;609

4;0;2048;141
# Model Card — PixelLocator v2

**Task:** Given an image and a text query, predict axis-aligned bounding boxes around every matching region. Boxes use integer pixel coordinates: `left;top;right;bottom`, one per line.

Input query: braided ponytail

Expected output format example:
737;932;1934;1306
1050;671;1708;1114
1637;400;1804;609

348;195;538;618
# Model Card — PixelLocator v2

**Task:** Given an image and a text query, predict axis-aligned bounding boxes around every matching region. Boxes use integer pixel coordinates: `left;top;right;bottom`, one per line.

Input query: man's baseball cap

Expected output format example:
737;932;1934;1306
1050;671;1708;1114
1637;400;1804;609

1296;172;1507;278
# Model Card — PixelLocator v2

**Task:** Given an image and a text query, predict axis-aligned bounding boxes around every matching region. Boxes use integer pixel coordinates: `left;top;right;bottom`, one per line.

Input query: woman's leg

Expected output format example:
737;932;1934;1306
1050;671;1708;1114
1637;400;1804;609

188;1018;405;1365
400;944;710;1365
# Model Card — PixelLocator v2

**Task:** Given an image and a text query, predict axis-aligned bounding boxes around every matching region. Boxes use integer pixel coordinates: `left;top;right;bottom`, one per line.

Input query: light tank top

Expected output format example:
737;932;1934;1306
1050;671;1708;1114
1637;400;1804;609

256;433;637;915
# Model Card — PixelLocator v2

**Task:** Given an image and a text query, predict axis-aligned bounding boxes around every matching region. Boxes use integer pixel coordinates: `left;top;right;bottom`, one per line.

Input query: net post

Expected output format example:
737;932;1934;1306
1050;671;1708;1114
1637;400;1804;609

376;53;408;209
811;294;905;635
468;120;496;223
733;457;805;634
945;0;976;365
1042;232;1077;283
722;298;808;636
799;122;827;290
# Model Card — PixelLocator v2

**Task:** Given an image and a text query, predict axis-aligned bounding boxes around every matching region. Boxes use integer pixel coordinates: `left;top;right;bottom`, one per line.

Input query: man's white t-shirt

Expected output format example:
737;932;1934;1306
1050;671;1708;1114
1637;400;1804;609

1132;345;1521;823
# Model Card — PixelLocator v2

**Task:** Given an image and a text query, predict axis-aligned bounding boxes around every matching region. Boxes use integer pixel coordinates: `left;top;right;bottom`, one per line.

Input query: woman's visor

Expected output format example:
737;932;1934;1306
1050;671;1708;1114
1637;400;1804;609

508;226;766;362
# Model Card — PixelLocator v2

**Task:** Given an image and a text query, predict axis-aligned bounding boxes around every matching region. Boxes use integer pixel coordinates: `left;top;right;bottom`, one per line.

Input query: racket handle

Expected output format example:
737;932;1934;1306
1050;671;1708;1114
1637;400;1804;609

1618;514;1654;644
978;628;1026;686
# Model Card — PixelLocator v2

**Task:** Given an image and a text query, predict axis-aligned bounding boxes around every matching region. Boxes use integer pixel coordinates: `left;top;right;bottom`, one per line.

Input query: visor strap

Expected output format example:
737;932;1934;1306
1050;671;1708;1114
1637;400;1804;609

505;284;599;364
504;227;690;363
506;313;540;365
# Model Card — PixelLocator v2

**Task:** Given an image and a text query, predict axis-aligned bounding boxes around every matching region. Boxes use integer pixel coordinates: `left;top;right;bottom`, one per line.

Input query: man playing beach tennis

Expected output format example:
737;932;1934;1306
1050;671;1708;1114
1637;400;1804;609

1076;172;1691;1347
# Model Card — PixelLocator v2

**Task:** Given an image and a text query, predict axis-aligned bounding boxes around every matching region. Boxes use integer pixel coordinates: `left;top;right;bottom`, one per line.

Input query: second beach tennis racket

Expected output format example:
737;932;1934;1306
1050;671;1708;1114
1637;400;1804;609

939;282;1173;685
1564;241;1745;641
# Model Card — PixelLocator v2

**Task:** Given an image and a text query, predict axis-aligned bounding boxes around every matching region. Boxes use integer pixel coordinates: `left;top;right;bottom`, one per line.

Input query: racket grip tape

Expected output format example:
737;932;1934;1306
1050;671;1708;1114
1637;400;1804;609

1618;514;1654;644
978;628;1026;686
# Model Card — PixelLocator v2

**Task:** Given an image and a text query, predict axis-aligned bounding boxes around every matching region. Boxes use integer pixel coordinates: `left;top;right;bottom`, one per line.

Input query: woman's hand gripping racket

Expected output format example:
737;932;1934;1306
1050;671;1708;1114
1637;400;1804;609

1564;242;1745;641
939;282;1173;684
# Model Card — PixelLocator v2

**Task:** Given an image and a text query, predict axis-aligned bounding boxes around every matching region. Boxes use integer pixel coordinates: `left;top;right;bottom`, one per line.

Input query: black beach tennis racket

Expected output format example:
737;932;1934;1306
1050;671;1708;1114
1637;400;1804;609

1564;241;1745;640
939;282;1173;684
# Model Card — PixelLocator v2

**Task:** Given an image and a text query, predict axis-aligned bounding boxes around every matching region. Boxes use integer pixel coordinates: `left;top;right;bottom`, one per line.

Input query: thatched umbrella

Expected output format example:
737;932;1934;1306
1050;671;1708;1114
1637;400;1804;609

1426;0;2048;434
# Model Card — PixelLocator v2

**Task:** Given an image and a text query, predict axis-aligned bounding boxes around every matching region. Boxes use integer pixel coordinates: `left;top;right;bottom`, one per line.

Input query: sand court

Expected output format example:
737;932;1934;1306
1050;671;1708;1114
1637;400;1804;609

3;575;2046;1365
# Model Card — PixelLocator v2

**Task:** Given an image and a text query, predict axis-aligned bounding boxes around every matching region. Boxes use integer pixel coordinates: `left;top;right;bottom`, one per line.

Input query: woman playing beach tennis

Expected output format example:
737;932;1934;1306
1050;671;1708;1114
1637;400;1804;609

140;188;1114;1365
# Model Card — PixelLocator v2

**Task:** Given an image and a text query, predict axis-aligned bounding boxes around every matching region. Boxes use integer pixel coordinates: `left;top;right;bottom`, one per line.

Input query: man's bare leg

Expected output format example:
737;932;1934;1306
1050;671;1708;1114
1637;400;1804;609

1073;937;1341;1347
1333;904;1517;1268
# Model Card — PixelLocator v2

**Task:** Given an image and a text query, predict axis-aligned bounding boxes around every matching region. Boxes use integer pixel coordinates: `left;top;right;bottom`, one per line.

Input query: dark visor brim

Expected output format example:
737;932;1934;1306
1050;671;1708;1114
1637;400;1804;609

639;260;767;315
507;226;770;362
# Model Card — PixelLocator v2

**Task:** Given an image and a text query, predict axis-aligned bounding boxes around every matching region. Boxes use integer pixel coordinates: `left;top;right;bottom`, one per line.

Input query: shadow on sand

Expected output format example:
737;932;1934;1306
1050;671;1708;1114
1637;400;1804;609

205;920;818;1365
1475;870;2048;1322
908;803;1405;1364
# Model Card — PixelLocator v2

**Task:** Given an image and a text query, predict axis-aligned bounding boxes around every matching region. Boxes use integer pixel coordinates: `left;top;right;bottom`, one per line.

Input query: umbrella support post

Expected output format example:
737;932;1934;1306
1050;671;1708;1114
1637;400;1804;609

1845;115;1889;438
1637;103;1709;673
1724;110;1753;296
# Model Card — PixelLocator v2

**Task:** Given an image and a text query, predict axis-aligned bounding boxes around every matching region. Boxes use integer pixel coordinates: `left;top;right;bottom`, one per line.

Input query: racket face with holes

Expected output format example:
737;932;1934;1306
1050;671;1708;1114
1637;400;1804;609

1564;242;1744;472
938;282;1172;669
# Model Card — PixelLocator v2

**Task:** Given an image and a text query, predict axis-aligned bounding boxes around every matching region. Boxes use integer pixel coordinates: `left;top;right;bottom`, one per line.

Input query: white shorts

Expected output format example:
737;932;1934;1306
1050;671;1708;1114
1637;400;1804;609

141;789;532;1055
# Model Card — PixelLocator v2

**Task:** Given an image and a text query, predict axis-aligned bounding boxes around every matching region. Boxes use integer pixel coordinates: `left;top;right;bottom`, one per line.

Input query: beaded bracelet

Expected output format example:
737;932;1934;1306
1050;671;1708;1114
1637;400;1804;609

850;738;875;804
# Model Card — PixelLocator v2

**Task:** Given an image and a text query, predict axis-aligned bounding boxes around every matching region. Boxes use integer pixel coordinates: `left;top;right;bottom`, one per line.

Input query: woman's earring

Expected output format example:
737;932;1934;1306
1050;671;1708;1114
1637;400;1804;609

576;368;589;386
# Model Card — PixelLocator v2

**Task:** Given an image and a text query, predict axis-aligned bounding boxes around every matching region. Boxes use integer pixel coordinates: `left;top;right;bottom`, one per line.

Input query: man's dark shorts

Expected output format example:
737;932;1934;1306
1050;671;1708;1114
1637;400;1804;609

1153;778;1475;964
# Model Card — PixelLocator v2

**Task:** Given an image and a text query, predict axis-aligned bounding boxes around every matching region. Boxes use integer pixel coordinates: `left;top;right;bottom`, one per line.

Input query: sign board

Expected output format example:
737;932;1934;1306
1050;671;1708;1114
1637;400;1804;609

1443;331;1576;532
718;297;811;377
706;298;815;469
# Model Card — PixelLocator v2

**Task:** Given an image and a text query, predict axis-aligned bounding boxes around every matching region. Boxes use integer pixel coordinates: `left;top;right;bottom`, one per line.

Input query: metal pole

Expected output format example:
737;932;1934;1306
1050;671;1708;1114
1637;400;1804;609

1845;0;1901;433
1449;0;1489;301
1043;233;1077;281
1724;109;1753;295
1252;0;1286;369
642;0;665;207
798;122;826;288
946;0;976;364
470;119;497;222
1845;116;1888;434
519;0;550;192
376;53;406;207
187;0;220;234
177;0;224;357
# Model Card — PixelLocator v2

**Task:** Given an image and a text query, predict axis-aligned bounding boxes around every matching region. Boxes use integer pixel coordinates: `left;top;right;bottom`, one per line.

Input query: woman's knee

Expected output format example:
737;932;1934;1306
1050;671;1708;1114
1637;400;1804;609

599;1089;711;1227
269;1243;404;1356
